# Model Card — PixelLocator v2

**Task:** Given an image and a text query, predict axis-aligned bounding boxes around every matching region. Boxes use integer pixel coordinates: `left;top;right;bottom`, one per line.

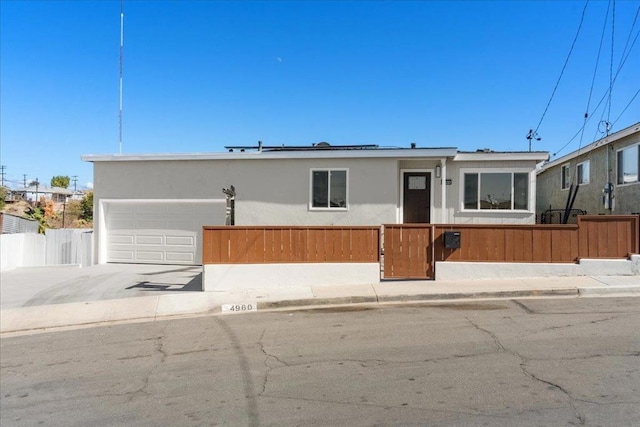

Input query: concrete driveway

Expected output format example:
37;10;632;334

0;264;202;309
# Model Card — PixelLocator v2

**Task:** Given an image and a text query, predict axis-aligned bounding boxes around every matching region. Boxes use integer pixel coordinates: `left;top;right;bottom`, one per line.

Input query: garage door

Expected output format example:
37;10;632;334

106;200;226;265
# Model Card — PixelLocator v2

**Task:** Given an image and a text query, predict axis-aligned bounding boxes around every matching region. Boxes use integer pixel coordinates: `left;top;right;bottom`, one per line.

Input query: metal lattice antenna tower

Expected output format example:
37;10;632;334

119;0;124;154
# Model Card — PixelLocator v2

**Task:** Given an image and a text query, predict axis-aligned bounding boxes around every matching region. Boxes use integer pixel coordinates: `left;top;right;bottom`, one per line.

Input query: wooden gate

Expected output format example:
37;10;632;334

383;225;433;279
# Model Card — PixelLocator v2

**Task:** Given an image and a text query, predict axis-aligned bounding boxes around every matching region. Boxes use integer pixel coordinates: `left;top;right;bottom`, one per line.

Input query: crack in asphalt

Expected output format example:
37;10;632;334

259;393;510;419
511;299;536;314
257;329;288;396
126;325;169;402
465;317;587;425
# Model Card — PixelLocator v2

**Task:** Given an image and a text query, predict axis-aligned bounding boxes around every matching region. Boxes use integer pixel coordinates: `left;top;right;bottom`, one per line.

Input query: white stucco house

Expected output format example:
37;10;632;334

82;143;548;266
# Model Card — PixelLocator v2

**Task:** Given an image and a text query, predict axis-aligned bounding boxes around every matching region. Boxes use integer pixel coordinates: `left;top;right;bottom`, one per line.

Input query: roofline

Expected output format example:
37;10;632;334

81;147;551;163
454;152;549;162
81;148;460;162
538;121;640;173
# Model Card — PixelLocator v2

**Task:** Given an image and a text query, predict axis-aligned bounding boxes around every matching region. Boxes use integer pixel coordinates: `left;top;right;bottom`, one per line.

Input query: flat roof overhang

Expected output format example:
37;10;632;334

81;148;460;162
454;152;549;162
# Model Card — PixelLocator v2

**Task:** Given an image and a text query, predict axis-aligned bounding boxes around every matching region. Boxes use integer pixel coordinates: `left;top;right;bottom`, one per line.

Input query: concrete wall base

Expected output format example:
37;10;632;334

203;262;380;291
435;255;640;281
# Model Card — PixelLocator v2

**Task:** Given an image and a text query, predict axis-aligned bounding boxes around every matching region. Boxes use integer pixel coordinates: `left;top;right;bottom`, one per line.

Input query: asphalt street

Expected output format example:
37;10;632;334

1;297;639;426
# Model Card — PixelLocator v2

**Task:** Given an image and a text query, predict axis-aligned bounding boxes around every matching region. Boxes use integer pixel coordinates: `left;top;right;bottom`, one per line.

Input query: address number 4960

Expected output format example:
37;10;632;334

222;303;258;313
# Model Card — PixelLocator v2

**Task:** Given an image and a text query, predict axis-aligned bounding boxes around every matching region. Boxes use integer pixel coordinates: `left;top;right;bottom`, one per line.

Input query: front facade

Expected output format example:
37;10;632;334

83;145;548;265
537;122;640;220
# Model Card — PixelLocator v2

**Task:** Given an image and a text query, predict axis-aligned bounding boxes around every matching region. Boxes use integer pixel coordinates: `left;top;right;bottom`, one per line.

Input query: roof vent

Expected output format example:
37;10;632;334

314;142;331;148
476;148;492;153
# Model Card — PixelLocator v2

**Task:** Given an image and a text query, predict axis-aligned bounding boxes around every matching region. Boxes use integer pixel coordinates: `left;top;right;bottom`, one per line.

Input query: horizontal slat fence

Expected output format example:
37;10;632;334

578;215;639;258
203;226;380;264
202;216;638;279
434;224;580;263
384;215;639;279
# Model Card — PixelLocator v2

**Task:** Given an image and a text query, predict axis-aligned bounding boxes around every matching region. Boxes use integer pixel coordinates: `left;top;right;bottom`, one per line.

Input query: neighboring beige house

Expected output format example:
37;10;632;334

13;185;75;203
537;122;640;221
82;144;548;265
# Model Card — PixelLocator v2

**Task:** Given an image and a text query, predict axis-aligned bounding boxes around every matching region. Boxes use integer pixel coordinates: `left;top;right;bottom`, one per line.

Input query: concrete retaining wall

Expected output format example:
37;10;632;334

0;229;94;271
0;234;46;271
203;263;380;291
435;255;640;280
45;229;94;268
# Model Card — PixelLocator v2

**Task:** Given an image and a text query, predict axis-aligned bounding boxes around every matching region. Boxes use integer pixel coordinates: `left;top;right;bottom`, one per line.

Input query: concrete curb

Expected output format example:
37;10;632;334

578;286;640;296
2;286;637;335
376;288;579;302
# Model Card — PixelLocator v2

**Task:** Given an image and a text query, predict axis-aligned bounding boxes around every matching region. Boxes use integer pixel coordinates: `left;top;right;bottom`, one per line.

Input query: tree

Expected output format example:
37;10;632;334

0;186;7;210
80;191;93;221
51;175;70;188
25;206;48;234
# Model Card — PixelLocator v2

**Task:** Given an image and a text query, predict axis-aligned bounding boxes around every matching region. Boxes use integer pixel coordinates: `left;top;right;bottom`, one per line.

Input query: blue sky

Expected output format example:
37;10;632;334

1;0;638;190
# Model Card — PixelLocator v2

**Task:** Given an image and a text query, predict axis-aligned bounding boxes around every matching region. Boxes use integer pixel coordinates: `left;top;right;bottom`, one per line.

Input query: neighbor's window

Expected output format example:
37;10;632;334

311;169;348;208
463;172;529;210
577;160;590;184
617;144;639;185
561;164;570;189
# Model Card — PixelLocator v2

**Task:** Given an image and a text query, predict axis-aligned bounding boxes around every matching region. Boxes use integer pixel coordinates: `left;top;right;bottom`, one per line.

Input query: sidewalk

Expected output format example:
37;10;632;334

1;271;639;335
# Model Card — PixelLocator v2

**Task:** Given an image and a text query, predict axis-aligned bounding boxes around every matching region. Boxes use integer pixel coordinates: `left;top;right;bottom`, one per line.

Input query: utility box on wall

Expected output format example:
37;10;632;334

444;231;461;249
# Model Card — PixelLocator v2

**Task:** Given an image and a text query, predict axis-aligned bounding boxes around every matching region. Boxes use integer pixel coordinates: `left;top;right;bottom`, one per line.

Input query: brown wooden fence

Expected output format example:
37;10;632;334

202;216;638;279
384;215;639;279
383;225;433;279
202;226;380;264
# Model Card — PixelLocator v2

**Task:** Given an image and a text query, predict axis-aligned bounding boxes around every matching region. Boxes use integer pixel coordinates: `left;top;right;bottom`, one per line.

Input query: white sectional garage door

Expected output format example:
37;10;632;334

105;200;226;265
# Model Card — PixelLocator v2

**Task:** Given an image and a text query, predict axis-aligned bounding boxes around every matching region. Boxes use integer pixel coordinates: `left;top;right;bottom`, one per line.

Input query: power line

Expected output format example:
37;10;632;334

611;87;640;127
533;0;590;135
616;4;640;75
551;24;639;157
607;0;616;134
579;0;611;149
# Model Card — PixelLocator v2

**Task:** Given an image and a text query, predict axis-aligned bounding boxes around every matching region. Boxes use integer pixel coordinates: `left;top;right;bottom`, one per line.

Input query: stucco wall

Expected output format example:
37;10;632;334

93;157;543;228
93;157;403;263
94;157;399;226
537;133;640;216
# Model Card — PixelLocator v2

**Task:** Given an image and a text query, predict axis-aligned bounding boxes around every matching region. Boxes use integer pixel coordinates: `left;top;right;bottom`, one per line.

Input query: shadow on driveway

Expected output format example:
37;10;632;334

2;264;204;309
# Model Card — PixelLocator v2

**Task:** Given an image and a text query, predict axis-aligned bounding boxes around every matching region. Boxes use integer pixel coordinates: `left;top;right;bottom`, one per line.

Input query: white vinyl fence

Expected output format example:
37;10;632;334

0;229;93;271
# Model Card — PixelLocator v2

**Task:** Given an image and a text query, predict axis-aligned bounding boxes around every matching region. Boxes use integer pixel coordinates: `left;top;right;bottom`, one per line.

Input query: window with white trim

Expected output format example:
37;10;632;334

577;160;590;184
561;164;570;189
463;172;529;210
311;169;348;209
617;144;639;185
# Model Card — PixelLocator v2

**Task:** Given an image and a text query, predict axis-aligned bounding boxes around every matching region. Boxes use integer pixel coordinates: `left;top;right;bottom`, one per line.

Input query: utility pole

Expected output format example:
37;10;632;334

72;175;78;192
0;165;6;187
23;174;28;188
34;178;39;205
525;130;541;152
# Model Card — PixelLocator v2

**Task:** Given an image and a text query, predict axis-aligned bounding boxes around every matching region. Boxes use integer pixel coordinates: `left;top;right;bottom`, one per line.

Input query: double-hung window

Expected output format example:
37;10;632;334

463;171;529;211
577;160;590;185
311;169;348;209
561;164;571;189
617;144;639;185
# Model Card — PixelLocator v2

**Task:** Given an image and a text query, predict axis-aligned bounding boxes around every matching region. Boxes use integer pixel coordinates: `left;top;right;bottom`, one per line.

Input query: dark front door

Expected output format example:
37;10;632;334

403;172;431;223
